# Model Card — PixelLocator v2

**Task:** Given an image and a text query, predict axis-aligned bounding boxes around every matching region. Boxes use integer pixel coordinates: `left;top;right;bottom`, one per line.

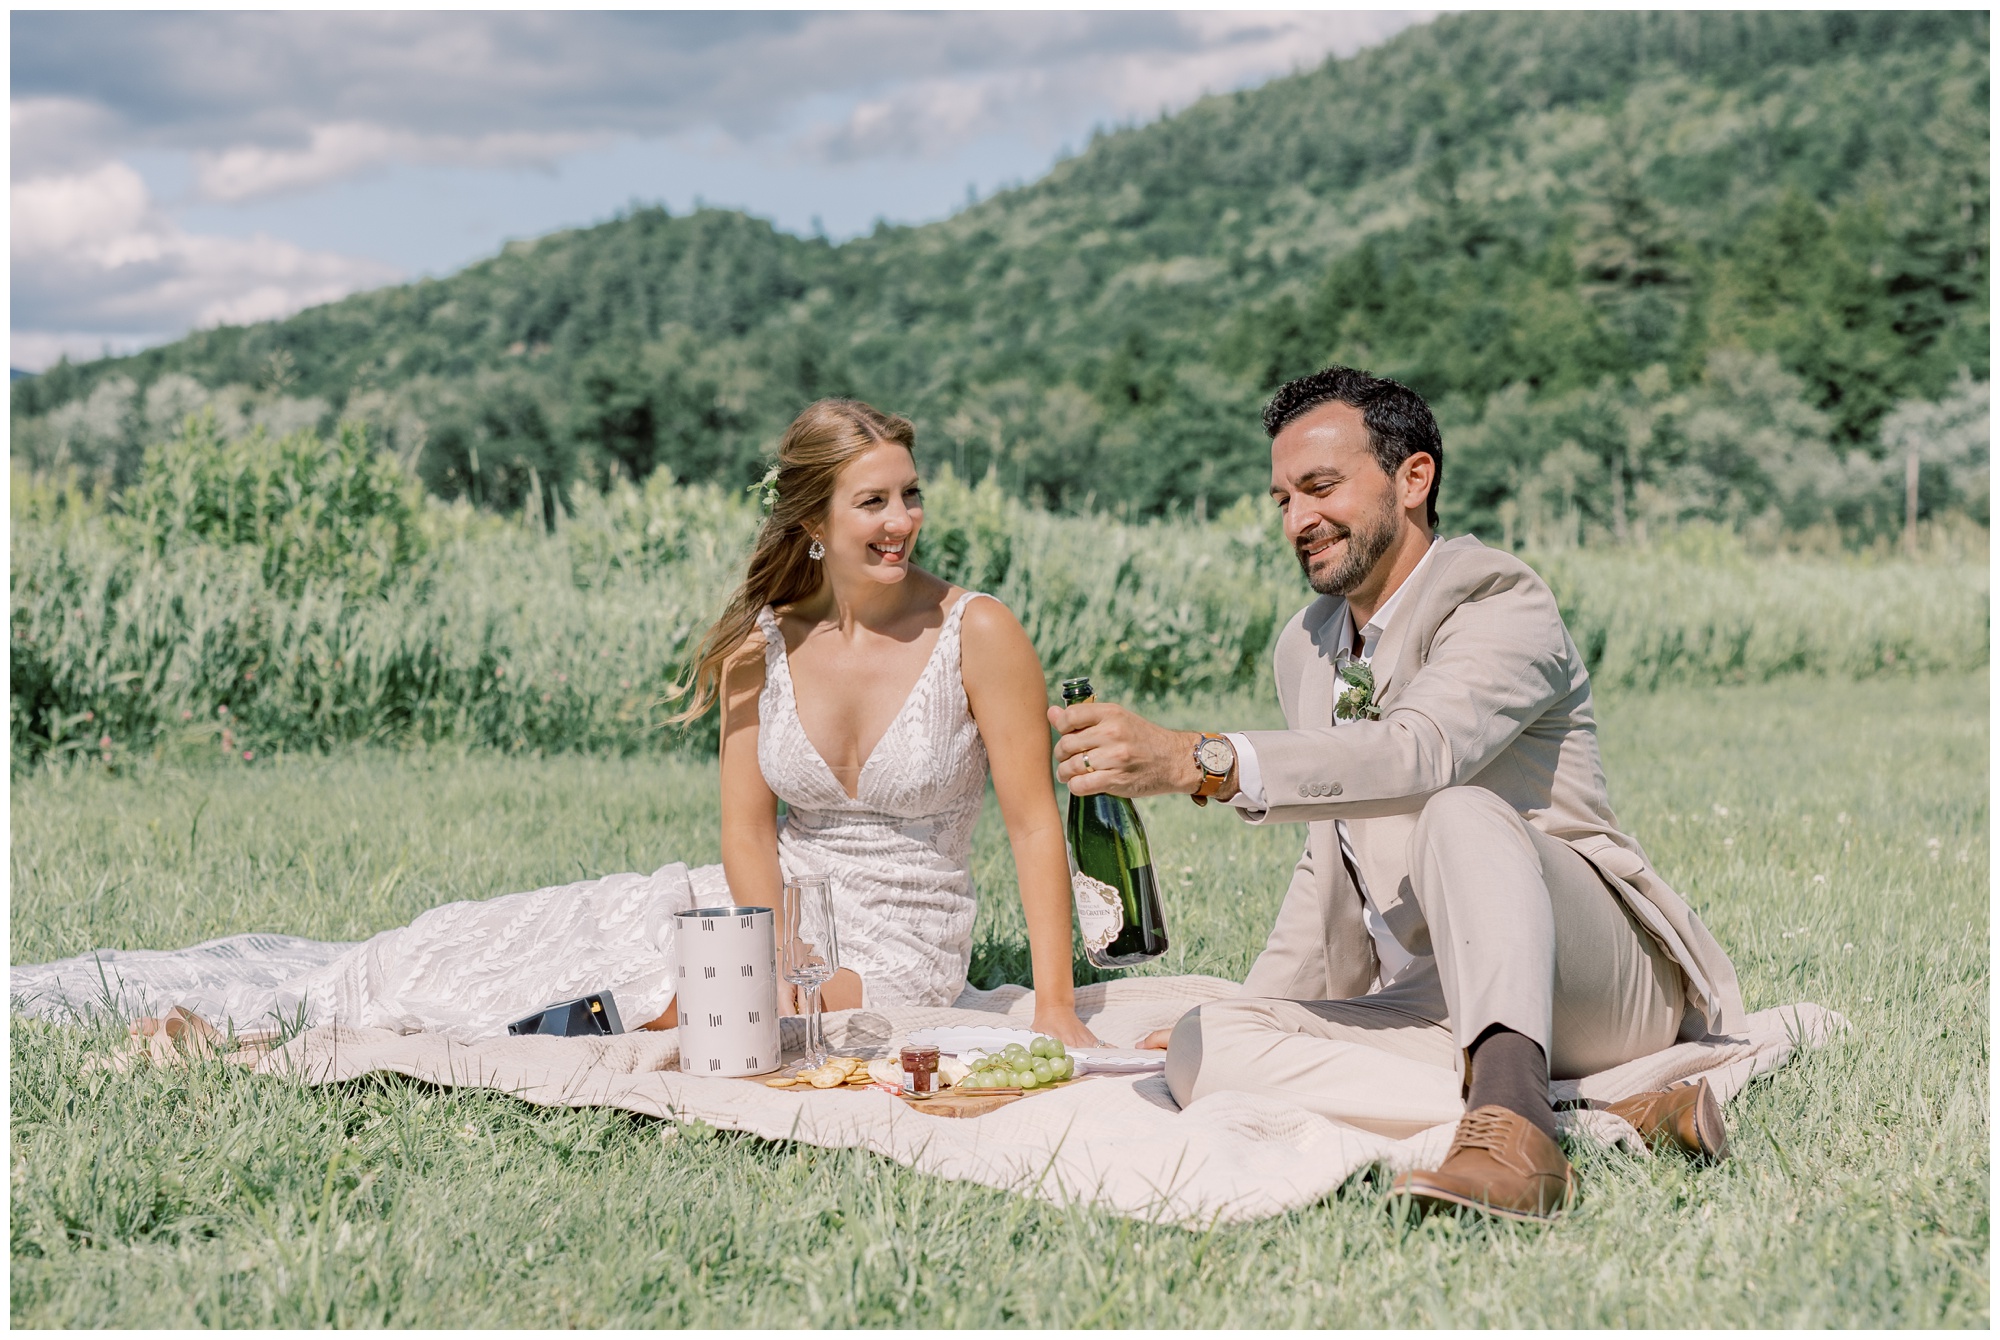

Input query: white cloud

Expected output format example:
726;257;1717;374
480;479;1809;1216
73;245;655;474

16;12;1435;195
194;123;605;202
799;12;1434;163
11;95;123;180
11;161;151;258
12;163;400;369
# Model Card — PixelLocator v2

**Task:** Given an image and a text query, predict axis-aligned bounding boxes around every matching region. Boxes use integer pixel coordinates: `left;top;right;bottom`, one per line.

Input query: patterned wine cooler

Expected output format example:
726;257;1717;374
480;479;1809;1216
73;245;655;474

673;905;781;1076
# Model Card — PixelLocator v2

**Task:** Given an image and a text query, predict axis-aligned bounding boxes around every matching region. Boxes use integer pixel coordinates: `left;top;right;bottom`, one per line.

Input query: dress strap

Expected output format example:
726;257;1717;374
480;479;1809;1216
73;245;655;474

754;604;783;658
946;590;994;629
941;591;993;651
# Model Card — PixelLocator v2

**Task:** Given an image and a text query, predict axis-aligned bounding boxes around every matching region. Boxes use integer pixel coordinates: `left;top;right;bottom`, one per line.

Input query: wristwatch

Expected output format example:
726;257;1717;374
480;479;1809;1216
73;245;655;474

1190;733;1236;807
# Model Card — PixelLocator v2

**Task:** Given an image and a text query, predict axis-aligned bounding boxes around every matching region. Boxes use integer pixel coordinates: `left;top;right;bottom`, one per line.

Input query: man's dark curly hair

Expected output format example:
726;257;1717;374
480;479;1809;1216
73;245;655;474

1262;366;1443;527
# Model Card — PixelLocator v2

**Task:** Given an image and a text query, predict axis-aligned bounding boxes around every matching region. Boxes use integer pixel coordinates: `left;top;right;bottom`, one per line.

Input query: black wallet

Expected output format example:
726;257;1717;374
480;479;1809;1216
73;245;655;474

507;991;625;1037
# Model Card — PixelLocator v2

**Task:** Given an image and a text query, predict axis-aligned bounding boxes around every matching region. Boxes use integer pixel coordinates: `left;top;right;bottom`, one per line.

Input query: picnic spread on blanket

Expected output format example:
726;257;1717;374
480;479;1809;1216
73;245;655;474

233;975;1844;1229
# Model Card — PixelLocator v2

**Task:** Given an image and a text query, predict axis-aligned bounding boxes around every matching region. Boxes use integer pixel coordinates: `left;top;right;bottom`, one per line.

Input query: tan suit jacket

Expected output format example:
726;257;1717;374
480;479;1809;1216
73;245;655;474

1238;534;1748;1040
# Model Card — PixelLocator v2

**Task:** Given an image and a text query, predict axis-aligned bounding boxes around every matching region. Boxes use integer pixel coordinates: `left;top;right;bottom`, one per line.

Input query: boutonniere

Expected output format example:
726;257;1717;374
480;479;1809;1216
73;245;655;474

1334;654;1379;721
748;464;781;512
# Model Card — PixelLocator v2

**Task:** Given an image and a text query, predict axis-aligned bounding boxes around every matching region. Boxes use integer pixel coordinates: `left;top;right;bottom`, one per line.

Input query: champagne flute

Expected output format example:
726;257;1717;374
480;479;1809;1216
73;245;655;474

778;874;839;1067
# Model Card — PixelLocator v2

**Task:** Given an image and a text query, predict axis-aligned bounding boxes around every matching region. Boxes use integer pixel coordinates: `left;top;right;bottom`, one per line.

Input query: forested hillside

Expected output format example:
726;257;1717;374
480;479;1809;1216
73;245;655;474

13;10;1988;546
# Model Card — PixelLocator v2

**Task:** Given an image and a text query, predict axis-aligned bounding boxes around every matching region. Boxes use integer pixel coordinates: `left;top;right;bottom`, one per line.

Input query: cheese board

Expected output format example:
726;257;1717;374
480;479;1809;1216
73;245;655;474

900;1026;1166;1075
899;1076;1082;1119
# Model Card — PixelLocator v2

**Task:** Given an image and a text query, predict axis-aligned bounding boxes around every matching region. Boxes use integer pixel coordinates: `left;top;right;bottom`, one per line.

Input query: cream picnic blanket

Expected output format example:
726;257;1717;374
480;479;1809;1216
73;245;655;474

241;975;1843;1228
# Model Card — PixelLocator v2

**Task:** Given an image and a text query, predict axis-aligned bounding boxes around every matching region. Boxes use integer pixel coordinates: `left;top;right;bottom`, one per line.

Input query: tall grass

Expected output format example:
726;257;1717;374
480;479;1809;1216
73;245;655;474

9;427;1989;767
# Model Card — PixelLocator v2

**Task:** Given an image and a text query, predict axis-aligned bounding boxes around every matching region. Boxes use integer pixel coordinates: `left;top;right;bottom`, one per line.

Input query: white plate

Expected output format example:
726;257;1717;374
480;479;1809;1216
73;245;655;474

902;1025;1167;1074
1068;1048;1168;1074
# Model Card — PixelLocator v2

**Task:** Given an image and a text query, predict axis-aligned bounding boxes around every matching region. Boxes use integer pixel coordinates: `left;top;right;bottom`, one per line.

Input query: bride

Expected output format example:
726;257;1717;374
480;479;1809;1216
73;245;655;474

12;399;1102;1048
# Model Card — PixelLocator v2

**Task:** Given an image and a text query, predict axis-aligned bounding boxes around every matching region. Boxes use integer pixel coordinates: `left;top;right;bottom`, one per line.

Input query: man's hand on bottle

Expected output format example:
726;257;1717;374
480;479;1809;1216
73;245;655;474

1048;701;1221;799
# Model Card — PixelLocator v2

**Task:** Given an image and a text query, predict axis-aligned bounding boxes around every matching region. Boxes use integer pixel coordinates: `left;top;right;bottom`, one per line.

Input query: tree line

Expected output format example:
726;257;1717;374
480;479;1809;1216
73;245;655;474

12;9;1988;548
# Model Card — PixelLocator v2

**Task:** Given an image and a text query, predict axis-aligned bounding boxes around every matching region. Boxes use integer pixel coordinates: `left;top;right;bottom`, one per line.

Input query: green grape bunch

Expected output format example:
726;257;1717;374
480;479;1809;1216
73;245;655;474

957;1035;1076;1090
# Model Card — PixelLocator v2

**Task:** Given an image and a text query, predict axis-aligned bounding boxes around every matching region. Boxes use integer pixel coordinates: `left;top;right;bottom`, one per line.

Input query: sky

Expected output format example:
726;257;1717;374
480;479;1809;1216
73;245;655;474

10;10;1433;373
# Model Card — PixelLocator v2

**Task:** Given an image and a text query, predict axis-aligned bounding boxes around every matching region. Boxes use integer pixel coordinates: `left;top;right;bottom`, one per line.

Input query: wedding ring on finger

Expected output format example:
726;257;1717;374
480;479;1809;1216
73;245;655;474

1081;755;1094;771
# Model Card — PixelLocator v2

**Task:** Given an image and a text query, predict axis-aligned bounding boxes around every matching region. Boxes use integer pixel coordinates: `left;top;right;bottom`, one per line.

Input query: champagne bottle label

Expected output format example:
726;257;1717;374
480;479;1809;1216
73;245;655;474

1070;870;1125;956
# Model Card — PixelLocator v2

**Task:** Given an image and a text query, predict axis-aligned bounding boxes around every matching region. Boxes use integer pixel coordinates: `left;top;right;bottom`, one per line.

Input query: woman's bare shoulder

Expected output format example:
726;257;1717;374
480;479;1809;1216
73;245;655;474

958;590;1025;638
957;593;1040;687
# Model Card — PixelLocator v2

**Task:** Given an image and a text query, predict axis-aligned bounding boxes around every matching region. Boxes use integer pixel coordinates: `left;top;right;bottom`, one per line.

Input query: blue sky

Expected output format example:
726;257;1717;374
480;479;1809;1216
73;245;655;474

11;10;1431;372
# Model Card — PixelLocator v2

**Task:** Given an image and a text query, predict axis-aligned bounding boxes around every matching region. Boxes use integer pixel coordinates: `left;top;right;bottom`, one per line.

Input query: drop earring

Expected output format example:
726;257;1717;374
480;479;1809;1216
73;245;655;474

808;537;826;561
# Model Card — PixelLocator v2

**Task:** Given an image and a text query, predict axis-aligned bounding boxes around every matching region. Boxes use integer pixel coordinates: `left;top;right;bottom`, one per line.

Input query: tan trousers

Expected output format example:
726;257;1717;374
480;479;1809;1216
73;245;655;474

1166;786;1685;1137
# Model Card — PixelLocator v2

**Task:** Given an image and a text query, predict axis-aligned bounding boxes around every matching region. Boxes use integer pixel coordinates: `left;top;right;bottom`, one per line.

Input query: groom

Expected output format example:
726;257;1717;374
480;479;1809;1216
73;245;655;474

1049;366;1746;1222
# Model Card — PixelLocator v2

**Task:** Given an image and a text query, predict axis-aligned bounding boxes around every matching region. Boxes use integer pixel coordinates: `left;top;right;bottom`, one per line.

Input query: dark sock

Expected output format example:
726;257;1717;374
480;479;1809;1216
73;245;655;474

1465;1025;1559;1143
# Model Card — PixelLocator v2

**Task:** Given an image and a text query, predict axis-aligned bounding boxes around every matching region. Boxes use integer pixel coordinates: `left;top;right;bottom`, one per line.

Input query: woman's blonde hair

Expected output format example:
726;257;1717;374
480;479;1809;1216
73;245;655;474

668;398;918;724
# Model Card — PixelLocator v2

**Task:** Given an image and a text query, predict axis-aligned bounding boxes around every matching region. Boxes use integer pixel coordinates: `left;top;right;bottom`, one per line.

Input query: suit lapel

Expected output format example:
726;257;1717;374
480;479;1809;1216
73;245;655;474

1299;596;1347;728
1368;537;1456;707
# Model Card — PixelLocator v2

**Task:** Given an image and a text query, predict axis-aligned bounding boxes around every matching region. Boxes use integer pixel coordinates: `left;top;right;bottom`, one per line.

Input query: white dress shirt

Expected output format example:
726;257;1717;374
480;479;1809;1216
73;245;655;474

1223;539;1438;988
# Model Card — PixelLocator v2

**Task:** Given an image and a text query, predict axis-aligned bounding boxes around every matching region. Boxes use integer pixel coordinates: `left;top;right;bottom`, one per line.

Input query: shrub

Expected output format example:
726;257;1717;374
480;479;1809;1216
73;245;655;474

118;413;427;597
8;437;1989;769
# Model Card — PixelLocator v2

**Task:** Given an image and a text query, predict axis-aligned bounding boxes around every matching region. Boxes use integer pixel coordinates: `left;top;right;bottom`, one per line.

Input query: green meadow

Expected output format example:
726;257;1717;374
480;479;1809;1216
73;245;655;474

10;671;1987;1327
10;8;1989;1324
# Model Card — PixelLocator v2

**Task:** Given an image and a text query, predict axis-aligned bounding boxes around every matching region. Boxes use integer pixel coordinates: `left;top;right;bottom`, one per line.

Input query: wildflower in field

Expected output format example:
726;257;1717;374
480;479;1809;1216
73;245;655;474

181;710;192;720
218;705;229;716
82;710;93;722
1712;804;1729;817
243;751;255;762
98;735;111;749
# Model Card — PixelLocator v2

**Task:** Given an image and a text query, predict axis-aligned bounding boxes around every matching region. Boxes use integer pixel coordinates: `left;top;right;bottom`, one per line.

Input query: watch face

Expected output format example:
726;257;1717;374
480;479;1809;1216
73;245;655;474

1197;737;1234;775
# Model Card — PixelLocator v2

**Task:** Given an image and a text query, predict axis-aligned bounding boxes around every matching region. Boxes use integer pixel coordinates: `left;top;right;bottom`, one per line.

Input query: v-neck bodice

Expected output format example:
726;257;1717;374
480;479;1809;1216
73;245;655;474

752;592;993;1006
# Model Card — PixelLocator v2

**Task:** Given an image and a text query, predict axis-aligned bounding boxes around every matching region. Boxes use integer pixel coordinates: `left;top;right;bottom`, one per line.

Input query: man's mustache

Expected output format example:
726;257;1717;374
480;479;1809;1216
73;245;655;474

1294;526;1348;560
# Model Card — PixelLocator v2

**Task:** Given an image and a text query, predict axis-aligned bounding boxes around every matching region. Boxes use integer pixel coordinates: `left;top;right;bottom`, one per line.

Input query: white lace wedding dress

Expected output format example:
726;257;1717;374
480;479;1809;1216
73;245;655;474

12;593;1007;1042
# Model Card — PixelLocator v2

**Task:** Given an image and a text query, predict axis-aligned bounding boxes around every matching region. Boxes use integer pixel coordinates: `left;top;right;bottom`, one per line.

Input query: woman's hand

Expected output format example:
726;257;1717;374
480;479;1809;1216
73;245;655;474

780;967;864;1015
1033;1003;1102;1049
1136;1026;1173;1050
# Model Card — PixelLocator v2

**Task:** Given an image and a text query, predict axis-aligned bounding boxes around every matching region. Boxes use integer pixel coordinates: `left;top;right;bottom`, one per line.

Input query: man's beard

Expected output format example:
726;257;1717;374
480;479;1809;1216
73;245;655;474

1296;494;1400;597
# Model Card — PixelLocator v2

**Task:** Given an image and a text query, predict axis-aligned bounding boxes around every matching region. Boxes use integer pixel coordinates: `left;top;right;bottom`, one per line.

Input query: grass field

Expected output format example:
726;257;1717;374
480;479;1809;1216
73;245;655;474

9;672;1989;1327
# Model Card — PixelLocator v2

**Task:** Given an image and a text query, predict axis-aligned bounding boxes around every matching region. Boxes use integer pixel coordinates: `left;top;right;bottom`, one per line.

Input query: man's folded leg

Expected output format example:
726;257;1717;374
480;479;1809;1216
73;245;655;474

1393;786;1690;1219
1405;785;1686;1082
1163;991;1463;1139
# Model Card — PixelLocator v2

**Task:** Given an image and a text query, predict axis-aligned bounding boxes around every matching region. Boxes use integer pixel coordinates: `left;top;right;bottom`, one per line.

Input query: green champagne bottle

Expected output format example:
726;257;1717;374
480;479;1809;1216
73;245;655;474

1060;676;1170;969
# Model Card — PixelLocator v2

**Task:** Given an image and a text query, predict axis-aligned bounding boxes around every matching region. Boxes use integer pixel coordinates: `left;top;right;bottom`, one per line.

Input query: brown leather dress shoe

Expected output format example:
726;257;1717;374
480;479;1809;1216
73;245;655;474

1604;1078;1729;1163
1390;1105;1576;1224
